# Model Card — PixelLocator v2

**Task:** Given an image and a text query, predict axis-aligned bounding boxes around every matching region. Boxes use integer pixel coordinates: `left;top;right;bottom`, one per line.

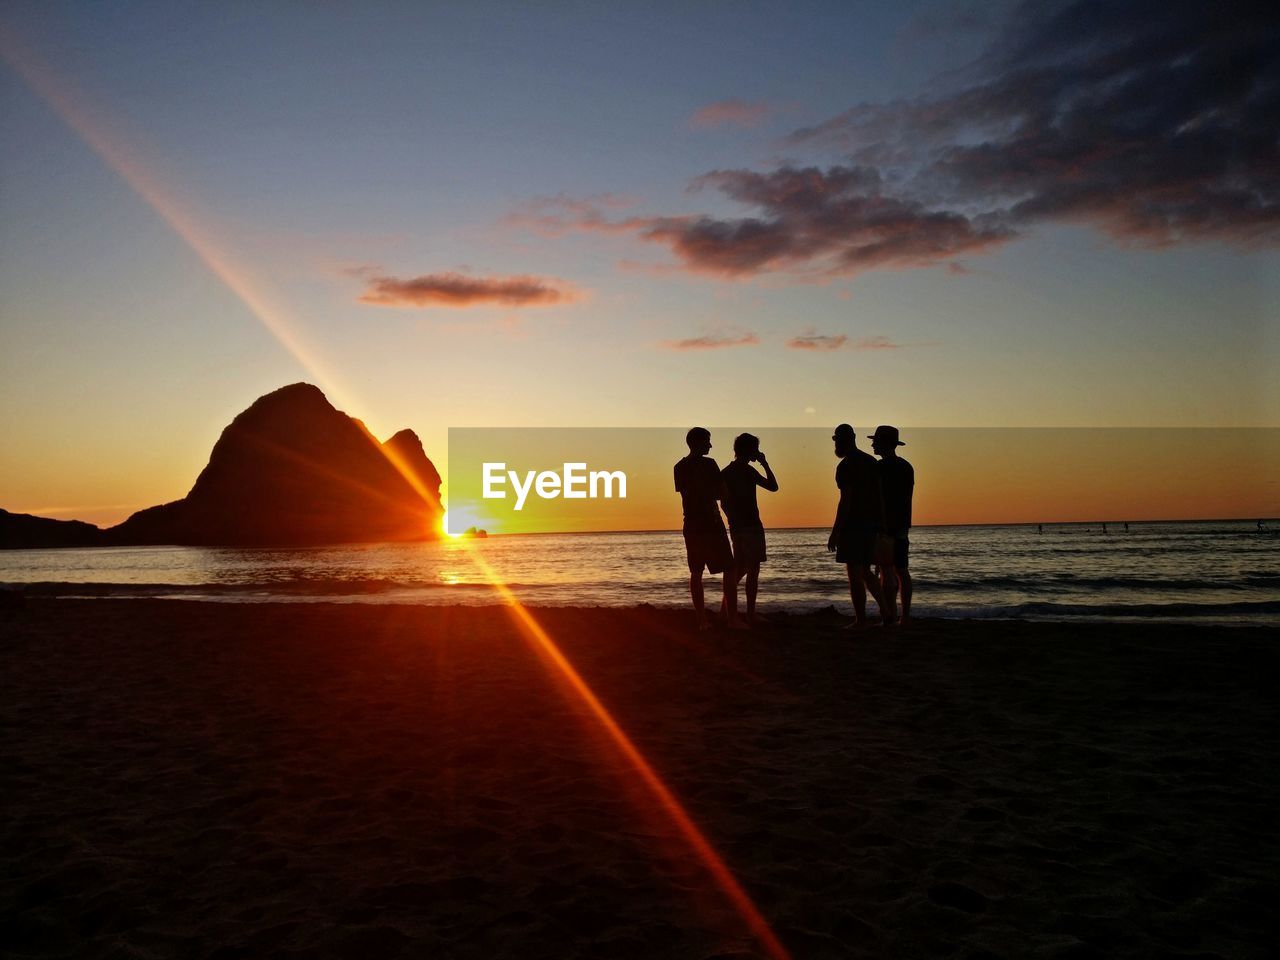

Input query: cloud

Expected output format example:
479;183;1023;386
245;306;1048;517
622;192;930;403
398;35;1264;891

661;332;760;350
639;166;1015;276
788;332;848;350
503;193;643;237
689;99;773;129
852;335;903;350
356;270;583;308
514;1;1279;279
788;0;1280;249
787;332;912;351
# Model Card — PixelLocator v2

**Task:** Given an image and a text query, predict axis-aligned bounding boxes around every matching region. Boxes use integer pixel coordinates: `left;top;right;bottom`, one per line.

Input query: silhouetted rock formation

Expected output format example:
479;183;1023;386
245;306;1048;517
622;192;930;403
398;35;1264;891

103;383;443;546
0;509;103;549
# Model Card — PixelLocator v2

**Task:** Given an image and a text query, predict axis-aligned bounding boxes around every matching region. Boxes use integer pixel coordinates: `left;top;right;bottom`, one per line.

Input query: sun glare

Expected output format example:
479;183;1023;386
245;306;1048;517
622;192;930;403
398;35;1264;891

440;511;462;538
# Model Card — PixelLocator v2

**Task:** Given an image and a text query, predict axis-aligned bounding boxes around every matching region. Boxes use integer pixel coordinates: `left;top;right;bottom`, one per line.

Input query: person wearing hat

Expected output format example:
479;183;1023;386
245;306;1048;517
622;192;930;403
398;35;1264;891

870;425;914;625
826;423;890;628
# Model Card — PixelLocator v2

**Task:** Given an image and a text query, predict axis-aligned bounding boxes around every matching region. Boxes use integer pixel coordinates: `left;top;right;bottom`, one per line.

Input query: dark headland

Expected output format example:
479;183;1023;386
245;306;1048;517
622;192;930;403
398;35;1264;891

0;383;443;548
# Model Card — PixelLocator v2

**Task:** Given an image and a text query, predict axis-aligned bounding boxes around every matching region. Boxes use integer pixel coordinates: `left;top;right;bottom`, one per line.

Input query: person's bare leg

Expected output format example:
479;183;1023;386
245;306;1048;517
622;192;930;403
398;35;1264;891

723;563;747;630
898;567;913;624
745;562;762;623
862;565;890;625
880;566;898;625
690;570;709;630
846;563;868;627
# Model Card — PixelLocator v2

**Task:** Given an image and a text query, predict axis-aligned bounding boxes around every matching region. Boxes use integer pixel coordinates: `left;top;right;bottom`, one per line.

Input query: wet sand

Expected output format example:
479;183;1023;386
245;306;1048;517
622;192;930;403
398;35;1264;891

2;599;1277;958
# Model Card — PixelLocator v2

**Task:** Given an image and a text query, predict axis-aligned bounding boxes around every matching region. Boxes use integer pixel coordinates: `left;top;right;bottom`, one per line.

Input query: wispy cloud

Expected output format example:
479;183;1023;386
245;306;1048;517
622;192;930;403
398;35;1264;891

787;332;914;351
503;193;643;237
356;270;583;308
852;335;904;350
787;332;848;351
689;99;773;130
661;332;760;350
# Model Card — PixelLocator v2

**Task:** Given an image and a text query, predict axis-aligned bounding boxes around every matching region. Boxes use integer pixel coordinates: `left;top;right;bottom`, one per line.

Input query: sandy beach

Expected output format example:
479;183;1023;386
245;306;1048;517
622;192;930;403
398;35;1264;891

2;600;1277;959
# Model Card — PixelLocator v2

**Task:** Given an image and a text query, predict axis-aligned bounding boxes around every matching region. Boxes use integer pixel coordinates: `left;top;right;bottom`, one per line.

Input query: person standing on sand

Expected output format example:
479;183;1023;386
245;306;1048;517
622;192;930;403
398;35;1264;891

870;425;914;625
721;433;779;627
827;423;889;629
675;428;744;631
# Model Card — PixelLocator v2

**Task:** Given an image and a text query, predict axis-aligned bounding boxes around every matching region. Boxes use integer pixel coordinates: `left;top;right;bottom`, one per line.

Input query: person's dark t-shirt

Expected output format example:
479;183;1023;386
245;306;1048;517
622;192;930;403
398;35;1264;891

835;450;884;529
878;457;914;533
720;460;765;530
674;456;724;532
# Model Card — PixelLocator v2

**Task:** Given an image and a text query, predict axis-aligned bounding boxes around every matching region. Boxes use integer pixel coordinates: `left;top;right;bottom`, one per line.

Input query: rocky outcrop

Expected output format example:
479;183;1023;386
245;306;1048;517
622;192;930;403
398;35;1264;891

101;383;443;546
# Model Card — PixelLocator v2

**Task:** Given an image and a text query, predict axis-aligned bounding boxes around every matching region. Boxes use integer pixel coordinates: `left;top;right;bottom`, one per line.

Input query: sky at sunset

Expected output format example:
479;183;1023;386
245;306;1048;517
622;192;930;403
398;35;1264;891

2;1;1277;527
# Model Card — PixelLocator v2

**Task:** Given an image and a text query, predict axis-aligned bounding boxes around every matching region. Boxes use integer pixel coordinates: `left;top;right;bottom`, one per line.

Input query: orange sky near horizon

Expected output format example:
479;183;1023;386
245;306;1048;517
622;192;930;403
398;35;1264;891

444;428;1280;535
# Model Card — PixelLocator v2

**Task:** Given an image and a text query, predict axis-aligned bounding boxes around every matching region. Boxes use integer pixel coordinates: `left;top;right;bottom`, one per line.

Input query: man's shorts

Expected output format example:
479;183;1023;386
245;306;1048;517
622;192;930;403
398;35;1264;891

836;523;879;566
730;525;767;566
683;525;733;574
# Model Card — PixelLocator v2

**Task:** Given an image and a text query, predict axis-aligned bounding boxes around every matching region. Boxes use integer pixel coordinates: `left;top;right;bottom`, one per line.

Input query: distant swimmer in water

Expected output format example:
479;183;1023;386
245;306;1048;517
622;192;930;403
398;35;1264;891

1260;520;1268;534
1124;521;1129;533
1102;522;1108;535
1037;524;1043;535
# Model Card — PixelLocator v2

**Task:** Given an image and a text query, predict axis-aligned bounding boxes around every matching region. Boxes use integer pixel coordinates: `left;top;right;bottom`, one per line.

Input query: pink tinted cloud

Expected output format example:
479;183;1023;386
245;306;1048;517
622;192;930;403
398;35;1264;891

357;270;583;308
788;332;915;351
662;332;760;350
788;333;848;351
689;99;773;130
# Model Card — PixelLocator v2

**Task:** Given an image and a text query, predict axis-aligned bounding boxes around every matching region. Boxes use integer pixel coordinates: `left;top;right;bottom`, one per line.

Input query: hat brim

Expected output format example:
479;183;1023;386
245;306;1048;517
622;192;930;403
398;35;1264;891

868;435;906;446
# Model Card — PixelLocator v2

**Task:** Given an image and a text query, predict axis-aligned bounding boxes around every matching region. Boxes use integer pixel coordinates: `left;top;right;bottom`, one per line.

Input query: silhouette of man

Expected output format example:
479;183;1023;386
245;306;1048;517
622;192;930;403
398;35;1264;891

721;433;778;627
827;423;889;628
675;428;743;631
870;425;914;625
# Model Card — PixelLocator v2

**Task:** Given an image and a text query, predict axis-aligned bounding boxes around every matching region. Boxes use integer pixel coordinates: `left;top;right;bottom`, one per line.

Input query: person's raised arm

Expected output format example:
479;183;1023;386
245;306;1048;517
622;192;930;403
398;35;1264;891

756;451;778;492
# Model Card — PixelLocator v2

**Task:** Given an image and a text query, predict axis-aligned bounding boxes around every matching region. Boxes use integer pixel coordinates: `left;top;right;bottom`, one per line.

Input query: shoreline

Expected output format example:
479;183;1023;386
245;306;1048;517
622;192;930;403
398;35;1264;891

3;600;1278;958
4;590;1278;628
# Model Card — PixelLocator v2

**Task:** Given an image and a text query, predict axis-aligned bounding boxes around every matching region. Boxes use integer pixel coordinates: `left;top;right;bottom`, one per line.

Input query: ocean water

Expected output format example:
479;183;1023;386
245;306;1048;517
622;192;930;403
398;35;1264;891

3;521;1277;623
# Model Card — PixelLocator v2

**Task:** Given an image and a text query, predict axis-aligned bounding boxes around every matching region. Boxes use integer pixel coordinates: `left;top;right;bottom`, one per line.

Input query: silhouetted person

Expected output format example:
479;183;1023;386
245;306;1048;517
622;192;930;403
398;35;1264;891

675;428;742;631
1103;522;1109;535
1037;523;1044;535
870;425;914;625
1257;520;1266;533
721;433;778;627
1123;521;1129;533
827;423;889;628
